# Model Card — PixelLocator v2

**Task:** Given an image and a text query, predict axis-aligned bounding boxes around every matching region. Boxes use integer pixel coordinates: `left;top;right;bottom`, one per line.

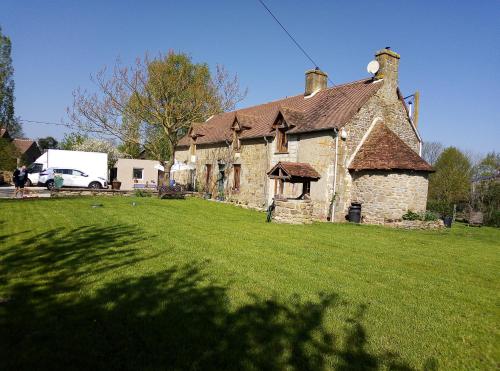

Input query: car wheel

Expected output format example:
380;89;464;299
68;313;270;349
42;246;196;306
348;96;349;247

46;180;55;190
26;179;32;187
88;182;102;189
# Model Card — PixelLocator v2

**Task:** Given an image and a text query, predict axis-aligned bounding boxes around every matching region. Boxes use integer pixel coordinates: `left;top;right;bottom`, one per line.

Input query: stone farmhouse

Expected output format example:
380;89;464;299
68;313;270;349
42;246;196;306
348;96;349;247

174;48;433;224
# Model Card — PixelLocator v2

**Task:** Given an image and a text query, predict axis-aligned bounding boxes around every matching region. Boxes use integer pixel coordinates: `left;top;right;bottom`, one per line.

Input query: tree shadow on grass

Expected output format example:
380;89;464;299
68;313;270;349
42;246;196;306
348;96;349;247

1;225;418;370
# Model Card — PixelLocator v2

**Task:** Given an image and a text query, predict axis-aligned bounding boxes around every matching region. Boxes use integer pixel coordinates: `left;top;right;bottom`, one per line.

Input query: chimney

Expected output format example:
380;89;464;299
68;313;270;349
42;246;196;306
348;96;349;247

374;47;400;100
305;68;328;96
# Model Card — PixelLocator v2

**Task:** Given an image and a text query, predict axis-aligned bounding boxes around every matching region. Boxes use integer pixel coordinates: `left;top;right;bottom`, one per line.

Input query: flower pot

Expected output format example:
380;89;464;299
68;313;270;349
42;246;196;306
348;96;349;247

111;181;122;190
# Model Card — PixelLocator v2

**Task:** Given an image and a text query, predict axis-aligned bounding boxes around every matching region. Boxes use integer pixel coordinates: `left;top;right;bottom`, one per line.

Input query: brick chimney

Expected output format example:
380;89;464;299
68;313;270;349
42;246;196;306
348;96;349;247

305;68;328;96
374;47;400;100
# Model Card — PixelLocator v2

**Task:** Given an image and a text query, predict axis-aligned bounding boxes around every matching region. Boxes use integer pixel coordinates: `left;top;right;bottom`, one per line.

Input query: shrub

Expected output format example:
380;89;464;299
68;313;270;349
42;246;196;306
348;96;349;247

402;211;421;220
427;200;454;217
487;211;500;228
402;210;439;222
423;211;439;221
134;189;151;197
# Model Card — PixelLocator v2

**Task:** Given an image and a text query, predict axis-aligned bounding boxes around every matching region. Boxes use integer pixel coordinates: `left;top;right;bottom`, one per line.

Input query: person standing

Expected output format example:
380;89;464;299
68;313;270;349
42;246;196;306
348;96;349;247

13;165;28;198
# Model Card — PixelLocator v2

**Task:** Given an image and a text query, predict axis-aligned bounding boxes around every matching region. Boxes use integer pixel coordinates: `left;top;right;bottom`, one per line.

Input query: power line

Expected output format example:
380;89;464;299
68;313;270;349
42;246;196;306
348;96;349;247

19;119;70;128
256;0;320;69
255;0;359;105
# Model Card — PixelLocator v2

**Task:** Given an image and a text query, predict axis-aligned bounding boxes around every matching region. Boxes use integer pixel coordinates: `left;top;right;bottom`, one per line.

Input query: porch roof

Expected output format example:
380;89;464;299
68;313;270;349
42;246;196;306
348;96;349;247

267;161;321;183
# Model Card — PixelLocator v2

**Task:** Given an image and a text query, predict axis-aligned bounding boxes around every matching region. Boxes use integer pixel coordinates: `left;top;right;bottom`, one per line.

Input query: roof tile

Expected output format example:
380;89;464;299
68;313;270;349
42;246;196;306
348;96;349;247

349;123;433;172
178;78;381;146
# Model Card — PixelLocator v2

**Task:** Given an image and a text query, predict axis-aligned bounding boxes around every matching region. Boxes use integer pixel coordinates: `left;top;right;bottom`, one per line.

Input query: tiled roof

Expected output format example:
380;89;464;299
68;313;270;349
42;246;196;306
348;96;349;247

12;138;37;154
178;78;382;147
268;161;321;180
349;123;433;172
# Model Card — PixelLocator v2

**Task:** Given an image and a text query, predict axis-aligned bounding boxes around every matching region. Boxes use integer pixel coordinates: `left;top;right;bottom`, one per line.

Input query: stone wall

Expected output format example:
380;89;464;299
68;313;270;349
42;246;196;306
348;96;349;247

295;131;336;219
175;139;271;209
273;199;314;224
333;87;423;222
350;170;429;224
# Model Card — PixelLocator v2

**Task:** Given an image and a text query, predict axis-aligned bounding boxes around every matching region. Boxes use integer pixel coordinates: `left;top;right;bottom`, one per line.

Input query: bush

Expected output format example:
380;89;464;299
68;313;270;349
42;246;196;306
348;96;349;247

427;200;454;217
402;211;420;220
134;189;151;197
423;211;439;221
487;211;500;228
402;210;439;222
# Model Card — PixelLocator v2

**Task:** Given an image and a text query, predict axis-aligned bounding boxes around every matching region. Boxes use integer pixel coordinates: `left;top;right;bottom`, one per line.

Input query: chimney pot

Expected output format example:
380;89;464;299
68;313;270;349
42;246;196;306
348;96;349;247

305;69;328;96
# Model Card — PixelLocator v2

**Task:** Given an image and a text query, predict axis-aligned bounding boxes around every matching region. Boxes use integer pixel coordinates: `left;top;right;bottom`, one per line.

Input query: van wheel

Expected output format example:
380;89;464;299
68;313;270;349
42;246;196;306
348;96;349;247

46;180;55;190
89;182;102;189
26;179;32;187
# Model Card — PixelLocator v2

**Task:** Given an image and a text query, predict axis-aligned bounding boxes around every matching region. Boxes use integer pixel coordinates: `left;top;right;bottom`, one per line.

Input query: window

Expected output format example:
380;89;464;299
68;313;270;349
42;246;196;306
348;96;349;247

72;170;84;176
133;168;144;179
55;169;72;175
205;164;212;190
233;164;241;190
276;128;288;153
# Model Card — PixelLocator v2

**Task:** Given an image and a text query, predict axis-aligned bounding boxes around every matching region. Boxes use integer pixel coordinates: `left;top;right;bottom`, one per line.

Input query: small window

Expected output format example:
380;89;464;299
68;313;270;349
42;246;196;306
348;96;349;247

72;170;83;176
233;164;241;190
133;168;144;179
276;128;288;153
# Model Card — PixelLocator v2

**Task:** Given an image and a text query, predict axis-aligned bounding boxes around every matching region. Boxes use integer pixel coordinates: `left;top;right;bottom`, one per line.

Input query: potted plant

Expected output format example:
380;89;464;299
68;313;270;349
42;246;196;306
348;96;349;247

111;179;122;190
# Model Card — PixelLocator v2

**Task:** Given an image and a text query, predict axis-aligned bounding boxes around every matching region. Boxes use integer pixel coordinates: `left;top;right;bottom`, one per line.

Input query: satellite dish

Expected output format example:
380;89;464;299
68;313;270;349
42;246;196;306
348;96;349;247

367;60;380;75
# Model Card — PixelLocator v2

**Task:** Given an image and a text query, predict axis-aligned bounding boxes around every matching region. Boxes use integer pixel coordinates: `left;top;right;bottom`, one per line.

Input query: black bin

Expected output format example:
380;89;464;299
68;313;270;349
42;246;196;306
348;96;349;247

443;216;453;228
348;203;362;223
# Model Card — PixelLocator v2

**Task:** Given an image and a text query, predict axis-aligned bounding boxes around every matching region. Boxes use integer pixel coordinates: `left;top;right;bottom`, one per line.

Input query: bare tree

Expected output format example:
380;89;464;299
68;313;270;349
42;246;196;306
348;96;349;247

422;141;444;165
68;52;246;182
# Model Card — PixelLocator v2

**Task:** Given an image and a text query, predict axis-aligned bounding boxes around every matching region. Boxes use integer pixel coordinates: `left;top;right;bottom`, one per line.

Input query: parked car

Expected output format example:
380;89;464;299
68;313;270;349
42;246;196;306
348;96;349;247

38;168;107;190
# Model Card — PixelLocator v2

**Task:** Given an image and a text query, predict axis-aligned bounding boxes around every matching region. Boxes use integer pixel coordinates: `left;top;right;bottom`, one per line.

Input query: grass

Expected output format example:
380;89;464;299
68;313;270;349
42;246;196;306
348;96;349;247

0;196;498;370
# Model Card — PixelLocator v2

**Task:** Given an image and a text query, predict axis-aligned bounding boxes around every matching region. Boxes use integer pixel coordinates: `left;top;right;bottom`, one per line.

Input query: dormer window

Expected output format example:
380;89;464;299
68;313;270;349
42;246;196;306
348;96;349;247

276;128;288;153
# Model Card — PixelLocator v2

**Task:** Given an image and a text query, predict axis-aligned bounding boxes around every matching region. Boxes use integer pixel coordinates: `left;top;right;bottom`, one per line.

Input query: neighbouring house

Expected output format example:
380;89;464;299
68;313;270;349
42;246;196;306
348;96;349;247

112;158;164;190
0;127;42;166
174;48;433;224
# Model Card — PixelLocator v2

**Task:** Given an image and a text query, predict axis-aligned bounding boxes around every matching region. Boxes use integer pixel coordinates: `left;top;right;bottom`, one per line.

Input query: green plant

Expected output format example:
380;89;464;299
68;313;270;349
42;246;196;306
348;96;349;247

402;210;420;221
423;211;439;221
427;200;454;217
134;189;151;197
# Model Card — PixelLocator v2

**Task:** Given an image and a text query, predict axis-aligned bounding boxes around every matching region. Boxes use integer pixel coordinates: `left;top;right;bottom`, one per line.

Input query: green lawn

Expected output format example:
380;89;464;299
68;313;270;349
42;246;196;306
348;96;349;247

0;197;498;370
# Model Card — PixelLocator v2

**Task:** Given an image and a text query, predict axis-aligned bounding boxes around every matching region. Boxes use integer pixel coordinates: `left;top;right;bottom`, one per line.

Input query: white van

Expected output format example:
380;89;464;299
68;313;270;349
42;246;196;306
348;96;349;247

27;149;108;187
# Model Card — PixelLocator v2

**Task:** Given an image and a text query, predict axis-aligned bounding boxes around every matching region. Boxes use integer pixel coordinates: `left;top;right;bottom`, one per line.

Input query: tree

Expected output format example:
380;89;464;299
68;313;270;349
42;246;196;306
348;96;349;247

0;137;19;170
428;147;472;207
59;132;88;150
68;52;246;182
37;136;59;151
72;138;124;169
0;26;22;137
473;151;499;180
421;141;443;165
470;152;500;226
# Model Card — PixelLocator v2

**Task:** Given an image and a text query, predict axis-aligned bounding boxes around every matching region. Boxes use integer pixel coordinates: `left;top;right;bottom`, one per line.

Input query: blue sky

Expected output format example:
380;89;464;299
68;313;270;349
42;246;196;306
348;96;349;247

2;0;499;153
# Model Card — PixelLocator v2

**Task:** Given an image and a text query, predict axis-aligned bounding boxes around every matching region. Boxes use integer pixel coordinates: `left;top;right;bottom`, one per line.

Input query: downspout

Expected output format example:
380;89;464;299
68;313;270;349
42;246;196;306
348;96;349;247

330;128;339;222
263;136;271;207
